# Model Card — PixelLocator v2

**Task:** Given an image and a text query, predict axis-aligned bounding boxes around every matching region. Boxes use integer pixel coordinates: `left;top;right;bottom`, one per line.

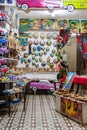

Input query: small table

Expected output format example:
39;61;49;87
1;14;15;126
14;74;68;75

73;75;87;93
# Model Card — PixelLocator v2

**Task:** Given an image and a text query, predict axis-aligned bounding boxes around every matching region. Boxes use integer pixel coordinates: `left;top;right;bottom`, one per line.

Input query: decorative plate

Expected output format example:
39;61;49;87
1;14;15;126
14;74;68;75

35;52;38;56
32;56;35;60
23;53;28;58
34;40;39;45
32;62;35;66
22;46;27;51
40;32;45;39
40;41;45;46
39;52;43;56
28;32;33;38
44;51;47;55
50;53;54;57
33;32;38;39
33;46;36;52
47;33;52;39
53;42;57;47
46;47;50;52
39;58;42;62
28;58;31;63
37;45;42;51
35;64;39;68
52;33;58;39
35;58;38;62
42;46;45;51
41;61;46;67
46;40;51;46
52;49;56;54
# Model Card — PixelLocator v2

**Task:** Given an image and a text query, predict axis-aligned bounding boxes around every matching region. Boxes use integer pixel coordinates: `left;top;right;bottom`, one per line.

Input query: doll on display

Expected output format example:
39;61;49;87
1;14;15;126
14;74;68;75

12;33;21;59
57;63;67;84
7;30;14;57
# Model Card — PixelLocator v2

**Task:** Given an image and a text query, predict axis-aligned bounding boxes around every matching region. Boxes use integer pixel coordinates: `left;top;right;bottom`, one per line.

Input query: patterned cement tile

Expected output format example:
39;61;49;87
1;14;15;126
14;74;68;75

0;94;87;130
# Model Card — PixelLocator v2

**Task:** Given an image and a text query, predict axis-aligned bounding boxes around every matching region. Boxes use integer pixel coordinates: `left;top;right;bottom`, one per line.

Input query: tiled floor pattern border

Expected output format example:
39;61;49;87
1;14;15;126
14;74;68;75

0;94;87;130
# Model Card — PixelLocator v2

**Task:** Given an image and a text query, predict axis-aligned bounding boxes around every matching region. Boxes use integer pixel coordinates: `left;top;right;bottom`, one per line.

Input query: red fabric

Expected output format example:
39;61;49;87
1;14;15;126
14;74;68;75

77;35;82;44
60;29;69;44
60;76;66;82
82;43;87;53
62;34;68;44
73;76;87;85
57;36;63;42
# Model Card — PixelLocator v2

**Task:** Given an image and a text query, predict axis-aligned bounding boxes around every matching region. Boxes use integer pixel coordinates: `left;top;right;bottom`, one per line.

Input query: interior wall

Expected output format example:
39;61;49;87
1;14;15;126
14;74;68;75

61;35;77;72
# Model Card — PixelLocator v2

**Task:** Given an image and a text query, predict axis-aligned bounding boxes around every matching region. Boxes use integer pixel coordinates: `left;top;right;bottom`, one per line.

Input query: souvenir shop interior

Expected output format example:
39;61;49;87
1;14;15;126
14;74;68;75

0;0;87;130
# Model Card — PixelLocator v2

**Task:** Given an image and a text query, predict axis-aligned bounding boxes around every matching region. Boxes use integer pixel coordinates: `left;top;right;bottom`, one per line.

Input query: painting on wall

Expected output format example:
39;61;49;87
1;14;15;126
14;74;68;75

20;19;59;31
39;19;56;30
19;18;87;69
81;20;87;33
20;19;29;32
20;18;87;33
56;19;69;30
19;33;28;45
69;20;80;33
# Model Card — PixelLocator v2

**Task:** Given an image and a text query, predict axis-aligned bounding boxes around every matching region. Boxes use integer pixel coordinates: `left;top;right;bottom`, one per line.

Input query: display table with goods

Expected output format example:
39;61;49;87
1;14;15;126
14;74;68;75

55;93;87;125
55;74;87;125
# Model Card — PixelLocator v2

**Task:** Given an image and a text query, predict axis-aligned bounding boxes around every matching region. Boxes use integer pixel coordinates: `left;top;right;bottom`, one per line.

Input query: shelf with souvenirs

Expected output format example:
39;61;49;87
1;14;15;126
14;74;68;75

0;7;9;76
0;5;20;72
0;6;26;115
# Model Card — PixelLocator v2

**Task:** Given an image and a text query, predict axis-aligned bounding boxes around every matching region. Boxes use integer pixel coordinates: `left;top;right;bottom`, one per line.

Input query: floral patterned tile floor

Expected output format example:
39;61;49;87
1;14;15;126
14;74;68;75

0;94;87;130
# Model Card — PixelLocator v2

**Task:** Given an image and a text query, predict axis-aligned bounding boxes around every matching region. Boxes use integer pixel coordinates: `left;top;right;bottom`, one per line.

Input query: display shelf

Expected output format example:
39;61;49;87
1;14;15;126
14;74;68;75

5;58;18;67
5;57;18;60
0;79;30;116
0;89;26;116
5;57;18;62
0;7;10;76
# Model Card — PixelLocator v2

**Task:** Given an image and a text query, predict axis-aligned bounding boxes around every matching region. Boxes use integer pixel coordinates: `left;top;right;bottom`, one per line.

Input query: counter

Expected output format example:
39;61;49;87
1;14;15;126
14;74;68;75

55;94;87;125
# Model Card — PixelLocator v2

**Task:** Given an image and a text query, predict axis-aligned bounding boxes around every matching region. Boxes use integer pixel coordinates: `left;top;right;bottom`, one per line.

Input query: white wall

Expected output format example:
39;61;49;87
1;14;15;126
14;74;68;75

60;34;77;72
